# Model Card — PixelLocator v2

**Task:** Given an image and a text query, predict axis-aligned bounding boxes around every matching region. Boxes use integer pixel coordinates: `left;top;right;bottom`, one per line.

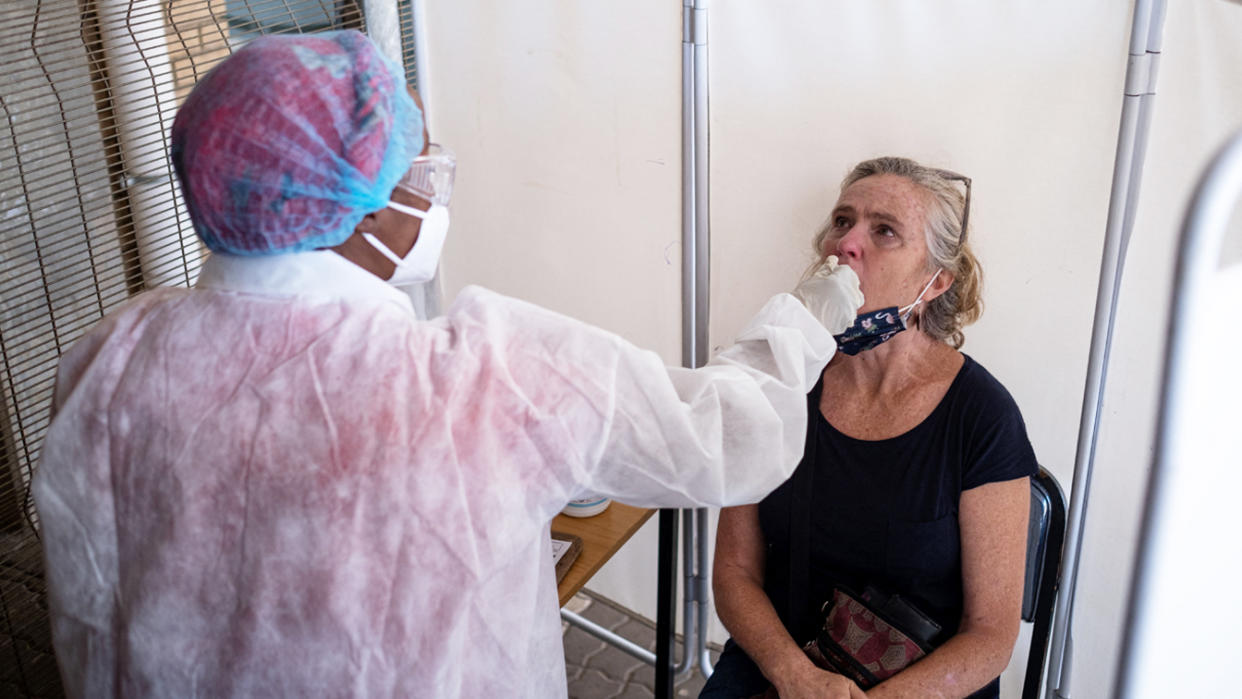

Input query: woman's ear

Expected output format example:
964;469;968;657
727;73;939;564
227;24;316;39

924;269;955;304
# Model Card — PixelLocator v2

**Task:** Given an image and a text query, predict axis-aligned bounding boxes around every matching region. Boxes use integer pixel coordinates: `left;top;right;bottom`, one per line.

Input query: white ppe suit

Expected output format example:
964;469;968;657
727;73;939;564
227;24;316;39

33;249;836;697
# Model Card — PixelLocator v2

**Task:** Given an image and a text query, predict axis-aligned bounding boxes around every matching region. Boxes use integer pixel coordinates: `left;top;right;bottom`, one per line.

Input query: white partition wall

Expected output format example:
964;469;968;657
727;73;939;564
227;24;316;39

420;2;1242;697
708;5;1131;695
424;1;682;347
420;0;685;634
1070;3;1242;696
710;3;1242;697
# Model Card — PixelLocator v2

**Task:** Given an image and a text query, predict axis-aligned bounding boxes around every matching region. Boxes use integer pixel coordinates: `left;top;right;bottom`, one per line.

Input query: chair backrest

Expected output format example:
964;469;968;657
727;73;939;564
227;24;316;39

1021;467;1067;699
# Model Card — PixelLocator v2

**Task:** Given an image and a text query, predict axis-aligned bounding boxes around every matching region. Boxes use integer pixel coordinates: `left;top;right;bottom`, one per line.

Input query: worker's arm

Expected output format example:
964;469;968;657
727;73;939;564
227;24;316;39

593;291;836;507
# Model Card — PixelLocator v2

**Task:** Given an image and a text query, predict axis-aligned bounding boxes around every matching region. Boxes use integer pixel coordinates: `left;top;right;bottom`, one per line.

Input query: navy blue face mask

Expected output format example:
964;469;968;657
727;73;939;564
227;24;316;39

833;271;941;356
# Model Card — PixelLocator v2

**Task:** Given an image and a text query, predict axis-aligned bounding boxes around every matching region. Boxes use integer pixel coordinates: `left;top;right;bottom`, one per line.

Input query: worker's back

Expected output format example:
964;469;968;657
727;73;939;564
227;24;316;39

34;269;589;697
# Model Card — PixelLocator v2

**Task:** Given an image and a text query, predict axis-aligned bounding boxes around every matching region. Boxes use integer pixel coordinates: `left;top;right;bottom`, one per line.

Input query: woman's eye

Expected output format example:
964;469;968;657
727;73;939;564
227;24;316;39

833;216;850;229
875;225;896;238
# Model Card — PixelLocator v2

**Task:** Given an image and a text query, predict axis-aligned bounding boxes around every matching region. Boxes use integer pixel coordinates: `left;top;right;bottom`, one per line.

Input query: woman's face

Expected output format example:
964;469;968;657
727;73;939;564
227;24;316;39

824;174;936;314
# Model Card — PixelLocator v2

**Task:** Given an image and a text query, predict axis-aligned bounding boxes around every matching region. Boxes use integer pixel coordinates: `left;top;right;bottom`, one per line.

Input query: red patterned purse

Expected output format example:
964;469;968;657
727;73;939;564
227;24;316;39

804;585;942;689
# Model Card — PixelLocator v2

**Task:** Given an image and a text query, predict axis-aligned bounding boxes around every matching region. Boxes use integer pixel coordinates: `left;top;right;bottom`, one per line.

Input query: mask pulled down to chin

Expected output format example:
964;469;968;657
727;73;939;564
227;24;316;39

832;270;941;355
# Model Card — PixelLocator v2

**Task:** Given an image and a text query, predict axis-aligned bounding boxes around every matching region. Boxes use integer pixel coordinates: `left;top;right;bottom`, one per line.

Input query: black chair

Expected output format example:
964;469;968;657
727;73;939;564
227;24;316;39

1021;467;1067;699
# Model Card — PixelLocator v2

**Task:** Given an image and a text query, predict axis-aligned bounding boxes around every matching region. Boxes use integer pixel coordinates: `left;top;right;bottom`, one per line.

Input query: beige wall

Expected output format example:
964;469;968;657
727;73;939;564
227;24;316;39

423;1;1242;696
425;1;683;350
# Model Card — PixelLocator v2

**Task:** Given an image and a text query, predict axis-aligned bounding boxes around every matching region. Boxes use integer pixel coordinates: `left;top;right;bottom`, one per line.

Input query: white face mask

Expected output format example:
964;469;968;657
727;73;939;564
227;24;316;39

361;200;450;286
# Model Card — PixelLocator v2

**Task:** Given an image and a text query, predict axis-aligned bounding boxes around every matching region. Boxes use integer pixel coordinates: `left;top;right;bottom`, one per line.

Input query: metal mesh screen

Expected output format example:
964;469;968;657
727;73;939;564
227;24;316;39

0;2;418;695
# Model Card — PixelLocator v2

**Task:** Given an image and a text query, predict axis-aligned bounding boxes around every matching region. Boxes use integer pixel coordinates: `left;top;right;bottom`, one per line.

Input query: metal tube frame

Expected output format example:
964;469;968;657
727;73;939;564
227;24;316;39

671;0;715;687
1112;126;1242;699
561;608;658;665
671;0;715;689
1046;2;1166;697
562;4;713;696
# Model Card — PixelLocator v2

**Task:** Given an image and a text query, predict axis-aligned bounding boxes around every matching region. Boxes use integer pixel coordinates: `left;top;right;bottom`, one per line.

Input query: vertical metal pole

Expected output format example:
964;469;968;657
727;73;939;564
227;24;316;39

675;509;698;679
658;3;699;695
680;0;710;370
680;2;700;369
697;506;715;675
655;510;678;699
664;0;712;693
692;2;710;370
689;0;713;681
1046;1;1166;697
1113;127;1242;699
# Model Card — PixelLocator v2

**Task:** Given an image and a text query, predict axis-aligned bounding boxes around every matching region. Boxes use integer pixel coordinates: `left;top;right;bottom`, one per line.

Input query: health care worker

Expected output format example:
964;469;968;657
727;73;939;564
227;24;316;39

33;31;863;698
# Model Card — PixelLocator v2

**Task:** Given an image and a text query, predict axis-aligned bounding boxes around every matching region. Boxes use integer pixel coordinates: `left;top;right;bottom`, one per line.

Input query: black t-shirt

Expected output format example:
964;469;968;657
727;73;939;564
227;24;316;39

757;354;1038;697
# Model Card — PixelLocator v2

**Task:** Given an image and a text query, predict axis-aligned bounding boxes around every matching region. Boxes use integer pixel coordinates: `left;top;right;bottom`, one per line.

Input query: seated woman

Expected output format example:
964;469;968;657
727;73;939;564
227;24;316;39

703;157;1037;699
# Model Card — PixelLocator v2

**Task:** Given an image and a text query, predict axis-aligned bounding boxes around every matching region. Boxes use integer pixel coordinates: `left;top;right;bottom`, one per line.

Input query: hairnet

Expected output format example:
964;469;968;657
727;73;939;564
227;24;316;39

171;30;424;256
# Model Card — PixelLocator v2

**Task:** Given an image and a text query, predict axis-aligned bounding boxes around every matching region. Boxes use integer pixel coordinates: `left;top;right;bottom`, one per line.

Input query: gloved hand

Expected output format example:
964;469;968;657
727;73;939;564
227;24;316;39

791;256;864;335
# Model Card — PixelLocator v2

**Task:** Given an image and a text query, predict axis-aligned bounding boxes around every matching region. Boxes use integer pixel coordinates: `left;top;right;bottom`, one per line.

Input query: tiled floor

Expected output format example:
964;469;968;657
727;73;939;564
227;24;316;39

563;591;722;699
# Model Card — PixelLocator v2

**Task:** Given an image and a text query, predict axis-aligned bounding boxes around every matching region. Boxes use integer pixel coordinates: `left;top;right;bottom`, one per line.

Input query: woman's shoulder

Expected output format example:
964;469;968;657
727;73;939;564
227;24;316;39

950;354;1024;415
950;353;1039;486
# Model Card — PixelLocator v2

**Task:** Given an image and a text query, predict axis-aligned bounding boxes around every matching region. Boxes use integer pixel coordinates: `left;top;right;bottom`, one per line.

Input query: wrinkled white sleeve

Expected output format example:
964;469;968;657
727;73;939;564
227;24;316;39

590;293;836;507
447;287;835;510
32;310;133;699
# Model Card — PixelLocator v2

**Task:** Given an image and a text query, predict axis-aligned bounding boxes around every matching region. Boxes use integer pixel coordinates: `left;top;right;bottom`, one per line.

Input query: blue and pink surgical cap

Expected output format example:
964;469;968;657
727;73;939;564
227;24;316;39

171;30;424;255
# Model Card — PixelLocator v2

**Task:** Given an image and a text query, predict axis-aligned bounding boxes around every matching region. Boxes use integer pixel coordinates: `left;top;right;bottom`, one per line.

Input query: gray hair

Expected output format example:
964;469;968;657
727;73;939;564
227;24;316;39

810;156;983;348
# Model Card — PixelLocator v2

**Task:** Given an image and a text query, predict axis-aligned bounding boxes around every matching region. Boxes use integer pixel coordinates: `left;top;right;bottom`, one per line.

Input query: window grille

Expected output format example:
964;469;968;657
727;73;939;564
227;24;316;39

0;2;419;695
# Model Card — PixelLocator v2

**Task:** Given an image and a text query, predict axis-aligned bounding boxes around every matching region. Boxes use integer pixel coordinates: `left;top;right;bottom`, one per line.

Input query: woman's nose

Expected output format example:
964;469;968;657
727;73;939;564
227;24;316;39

835;225;864;261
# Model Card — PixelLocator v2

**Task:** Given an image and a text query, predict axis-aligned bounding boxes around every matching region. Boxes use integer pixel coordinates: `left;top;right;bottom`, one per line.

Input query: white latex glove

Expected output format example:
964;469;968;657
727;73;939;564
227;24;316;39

791;255;865;335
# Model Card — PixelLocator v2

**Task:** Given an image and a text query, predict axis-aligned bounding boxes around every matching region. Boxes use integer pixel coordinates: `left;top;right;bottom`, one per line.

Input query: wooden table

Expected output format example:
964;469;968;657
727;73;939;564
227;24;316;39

553;502;656;607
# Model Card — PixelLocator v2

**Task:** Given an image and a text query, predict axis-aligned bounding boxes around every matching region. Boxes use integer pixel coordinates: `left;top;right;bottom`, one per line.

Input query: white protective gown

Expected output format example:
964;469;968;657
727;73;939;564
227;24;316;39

33;249;835;698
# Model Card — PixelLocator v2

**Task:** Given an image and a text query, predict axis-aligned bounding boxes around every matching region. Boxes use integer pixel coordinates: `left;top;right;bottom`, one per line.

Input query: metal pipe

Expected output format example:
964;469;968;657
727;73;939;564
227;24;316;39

660;1;698;691
676;0;714;683
561;608;658;665
691;0;713;680
1113;126;1242;699
1119;0;1166;252
692;0;710;370
674;508;698;679
1046;1;1166;697
697;508;715;675
97;0;200;288
655;509;678;699
681;0;698;370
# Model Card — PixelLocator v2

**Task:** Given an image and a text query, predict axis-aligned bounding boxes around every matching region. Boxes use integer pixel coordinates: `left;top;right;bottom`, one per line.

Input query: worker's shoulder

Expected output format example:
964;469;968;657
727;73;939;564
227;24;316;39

71;286;189;345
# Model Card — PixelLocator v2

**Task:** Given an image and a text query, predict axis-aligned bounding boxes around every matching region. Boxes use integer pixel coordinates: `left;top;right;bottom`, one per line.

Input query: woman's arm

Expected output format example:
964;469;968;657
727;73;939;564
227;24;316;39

715;505;865;699
867;477;1030;699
